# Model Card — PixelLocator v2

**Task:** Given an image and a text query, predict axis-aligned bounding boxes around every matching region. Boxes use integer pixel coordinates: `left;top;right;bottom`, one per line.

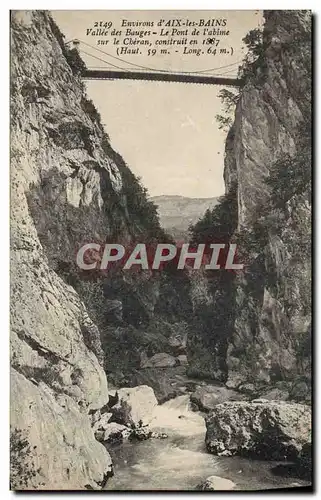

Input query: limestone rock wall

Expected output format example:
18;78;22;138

224;10;311;388
10;10;131;489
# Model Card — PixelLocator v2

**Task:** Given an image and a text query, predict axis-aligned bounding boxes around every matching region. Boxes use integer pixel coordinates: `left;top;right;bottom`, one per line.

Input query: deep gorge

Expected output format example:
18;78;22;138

10;9;311;490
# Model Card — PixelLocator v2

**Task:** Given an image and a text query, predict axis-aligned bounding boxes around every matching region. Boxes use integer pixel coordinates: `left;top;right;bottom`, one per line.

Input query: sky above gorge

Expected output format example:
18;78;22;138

53;10;263;197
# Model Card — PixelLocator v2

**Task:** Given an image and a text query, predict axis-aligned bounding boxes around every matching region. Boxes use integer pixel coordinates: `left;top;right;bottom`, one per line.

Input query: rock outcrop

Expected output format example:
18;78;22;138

191;385;244;412
187;10;311;393
205;400;311;460
110;385;158;427
225;10;312;389
176;354;188;366
197;476;236;491
11;369;113;490
141;352;177;369
95;422;131;444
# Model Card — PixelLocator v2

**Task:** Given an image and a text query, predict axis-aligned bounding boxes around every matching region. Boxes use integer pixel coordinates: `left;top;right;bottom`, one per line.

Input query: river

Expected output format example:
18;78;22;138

105;395;309;491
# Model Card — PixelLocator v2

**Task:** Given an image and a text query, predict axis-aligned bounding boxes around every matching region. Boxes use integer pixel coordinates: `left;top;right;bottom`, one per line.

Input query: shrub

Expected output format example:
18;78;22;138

266;120;311;208
238;27;265;83
64;47;87;75
10;428;42;490
215;114;233;131
189;184;238;245
81;96;102;124
48;15;86;75
215;89;240;131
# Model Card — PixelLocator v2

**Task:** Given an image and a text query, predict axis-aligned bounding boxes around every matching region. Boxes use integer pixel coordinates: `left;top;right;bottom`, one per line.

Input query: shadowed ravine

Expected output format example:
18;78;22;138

104;395;309;491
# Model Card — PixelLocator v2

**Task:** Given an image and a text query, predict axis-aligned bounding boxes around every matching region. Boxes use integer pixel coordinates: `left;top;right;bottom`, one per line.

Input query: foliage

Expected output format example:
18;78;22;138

215;89;240;131
64;47;87;75
123;171;160;232
238;27;265;82
10;428;42;490
242;28;264;59
48;15;86;75
266;120;311;209
215;27;263;131
218;89;240;113
215;114;233;131
189;184;238;245
81;96;102;124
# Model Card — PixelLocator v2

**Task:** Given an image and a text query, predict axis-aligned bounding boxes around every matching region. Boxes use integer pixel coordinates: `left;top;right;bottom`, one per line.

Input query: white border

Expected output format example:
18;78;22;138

2;1;318;498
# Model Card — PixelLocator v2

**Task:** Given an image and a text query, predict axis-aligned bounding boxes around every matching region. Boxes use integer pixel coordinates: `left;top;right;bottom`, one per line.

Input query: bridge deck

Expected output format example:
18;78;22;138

82;69;242;87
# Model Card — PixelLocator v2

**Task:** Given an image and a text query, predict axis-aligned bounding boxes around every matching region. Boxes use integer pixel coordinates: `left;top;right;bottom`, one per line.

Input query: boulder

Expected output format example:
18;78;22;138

206;400;311;460
289;379;311;404
197;476;236;491
168;334;187;355
89;408;101;425
105;299;123;322
191;385;244;412
150;431;168;439
238;383;257;396
258;387;290;401
129;425;152;441
95;423;130;443
111;385;158;427
141;353;177;369
176;354;188;366
92;412;112;435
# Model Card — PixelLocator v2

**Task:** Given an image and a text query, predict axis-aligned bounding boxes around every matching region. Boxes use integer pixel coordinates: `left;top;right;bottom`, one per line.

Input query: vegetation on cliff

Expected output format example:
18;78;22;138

10;428;43;490
215;27;264;131
188;11;311;388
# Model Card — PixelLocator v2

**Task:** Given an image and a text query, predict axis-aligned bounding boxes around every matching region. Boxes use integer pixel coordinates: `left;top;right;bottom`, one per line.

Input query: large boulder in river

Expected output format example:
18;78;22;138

141;353;177;369
206;400;311;460
111;385;158;427
197;476;236;491
95;422;130;443
191;385;244;412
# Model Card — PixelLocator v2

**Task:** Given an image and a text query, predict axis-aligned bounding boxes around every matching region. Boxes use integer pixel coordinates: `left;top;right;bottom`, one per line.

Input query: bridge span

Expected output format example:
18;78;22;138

81;69;243;86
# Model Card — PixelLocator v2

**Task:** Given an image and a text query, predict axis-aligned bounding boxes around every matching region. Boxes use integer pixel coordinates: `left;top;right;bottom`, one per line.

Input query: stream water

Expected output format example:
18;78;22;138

105;395;309;491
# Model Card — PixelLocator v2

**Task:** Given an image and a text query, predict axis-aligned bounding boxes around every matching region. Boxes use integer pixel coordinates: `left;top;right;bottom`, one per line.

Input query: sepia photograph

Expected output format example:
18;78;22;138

10;8;312;491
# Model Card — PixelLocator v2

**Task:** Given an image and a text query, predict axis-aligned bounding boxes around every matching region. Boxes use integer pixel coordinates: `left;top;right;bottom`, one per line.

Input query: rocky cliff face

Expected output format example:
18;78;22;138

187;11;311;395
224;11;311;390
10;10;118;489
10;10;170;489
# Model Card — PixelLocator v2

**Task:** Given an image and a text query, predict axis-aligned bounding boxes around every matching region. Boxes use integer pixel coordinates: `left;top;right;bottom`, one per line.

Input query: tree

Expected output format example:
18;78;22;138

218;89;240;113
215;114;233;131
266;119;311;208
10;428;42;489
65;48;87;75
189;184;238;245
242;28;264;59
238;27;265;82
